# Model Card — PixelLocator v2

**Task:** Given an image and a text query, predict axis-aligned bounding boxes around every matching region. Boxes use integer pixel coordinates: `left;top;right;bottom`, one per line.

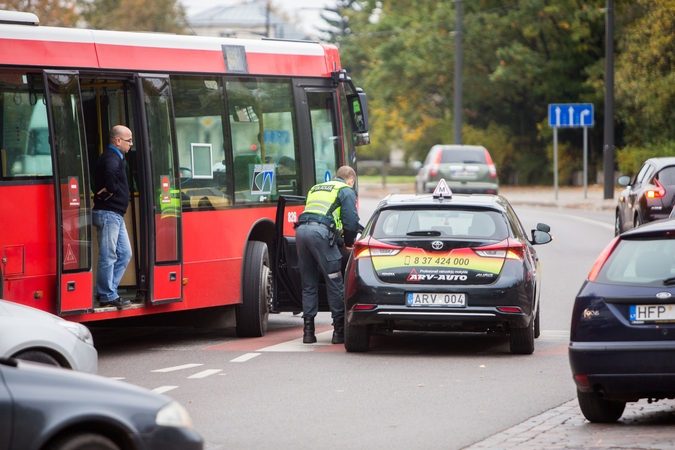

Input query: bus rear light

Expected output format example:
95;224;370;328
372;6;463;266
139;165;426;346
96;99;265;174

354;304;376;310
497;306;521;313
573;374;590;388
587;237;620;281
646;179;666;199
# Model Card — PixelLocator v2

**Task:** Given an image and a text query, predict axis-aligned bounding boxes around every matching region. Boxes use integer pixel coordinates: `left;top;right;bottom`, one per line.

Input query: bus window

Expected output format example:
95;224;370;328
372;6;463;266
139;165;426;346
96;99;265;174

307;91;339;184
227;78;300;203
0;70;52;179
171;75;230;211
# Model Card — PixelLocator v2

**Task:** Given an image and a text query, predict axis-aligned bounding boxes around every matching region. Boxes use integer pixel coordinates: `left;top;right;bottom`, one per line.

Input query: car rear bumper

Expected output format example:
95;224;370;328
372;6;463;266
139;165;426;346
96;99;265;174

569;340;675;400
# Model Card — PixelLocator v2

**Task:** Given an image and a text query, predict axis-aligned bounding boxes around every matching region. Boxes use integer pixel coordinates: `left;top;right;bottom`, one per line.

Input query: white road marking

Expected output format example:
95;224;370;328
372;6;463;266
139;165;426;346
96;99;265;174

257;330;334;352
539;329;570;341
538;211;614;231
152;386;178;394
230;353;261;362
108;377;125;380
188;369;222;378
152;363;203;373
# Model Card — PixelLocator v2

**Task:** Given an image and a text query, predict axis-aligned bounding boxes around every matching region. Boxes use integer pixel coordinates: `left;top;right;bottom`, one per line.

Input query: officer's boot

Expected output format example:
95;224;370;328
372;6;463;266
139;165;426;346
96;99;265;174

332;319;345;344
303;316;317;344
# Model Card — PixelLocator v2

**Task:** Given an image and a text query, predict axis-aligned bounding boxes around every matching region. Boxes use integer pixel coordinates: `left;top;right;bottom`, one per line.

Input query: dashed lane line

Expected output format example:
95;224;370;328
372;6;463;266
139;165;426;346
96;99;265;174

230;353;261;362
152;386;178;394
152;363;203;373
188;369;223;378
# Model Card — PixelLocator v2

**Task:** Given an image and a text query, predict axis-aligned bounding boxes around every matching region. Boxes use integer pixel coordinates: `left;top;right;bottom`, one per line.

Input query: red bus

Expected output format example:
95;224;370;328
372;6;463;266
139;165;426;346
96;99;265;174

0;11;369;336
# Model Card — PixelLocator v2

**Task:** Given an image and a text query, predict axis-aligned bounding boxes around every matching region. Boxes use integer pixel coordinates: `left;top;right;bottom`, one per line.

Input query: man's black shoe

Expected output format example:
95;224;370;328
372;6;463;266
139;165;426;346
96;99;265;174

101;298;131;309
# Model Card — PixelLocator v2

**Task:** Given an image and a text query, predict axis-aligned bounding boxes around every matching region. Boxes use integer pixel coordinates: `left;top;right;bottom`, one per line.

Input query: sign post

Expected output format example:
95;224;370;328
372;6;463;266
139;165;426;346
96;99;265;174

548;103;594;199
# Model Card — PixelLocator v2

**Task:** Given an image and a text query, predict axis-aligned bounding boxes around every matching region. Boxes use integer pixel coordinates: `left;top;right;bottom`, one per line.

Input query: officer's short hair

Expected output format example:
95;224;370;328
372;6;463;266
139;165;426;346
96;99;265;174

337;165;356;181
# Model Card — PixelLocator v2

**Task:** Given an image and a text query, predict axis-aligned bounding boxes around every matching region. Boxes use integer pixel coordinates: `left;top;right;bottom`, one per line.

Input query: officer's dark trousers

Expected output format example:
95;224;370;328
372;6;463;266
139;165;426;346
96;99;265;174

295;223;345;322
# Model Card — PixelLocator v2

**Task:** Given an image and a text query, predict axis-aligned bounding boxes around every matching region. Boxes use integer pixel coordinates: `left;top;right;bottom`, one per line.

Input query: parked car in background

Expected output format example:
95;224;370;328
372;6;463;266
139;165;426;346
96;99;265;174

0;299;97;373
415;145;499;195
0;356;203;450
569;219;675;423
615;157;675;235
344;184;552;354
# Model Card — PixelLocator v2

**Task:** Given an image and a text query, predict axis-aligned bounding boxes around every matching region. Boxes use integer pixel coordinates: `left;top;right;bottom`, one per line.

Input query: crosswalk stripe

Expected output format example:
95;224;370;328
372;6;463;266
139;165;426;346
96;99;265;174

188;369;222;378
152;386;178;394
230;353;260;362
152;363;203;373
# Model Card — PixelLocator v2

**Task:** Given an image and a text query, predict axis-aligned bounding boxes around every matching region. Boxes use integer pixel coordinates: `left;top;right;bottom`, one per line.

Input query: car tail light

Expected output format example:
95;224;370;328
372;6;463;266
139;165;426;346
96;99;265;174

497;306;522;313
573;374;590;388
587;236;620;281
646;179;666;199
474;238;524;260
429;150;443;177
353;237;402;259
484;149;497;179
354;304;376;310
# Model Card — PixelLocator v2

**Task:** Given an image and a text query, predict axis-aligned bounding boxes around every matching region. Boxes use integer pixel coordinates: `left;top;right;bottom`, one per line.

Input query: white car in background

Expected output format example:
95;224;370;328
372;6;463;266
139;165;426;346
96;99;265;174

0;300;97;373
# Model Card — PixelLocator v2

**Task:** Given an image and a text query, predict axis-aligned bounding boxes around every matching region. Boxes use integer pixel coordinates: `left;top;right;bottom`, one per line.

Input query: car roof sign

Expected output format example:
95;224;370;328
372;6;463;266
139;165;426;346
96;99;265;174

433;179;452;201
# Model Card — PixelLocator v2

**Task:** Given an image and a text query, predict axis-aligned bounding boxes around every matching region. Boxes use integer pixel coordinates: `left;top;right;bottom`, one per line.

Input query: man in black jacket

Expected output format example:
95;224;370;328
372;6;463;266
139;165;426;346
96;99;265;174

92;125;133;308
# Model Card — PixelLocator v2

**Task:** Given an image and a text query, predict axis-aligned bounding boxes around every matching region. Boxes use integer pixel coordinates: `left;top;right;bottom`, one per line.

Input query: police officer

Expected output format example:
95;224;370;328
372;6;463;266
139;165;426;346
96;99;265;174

295;166;360;344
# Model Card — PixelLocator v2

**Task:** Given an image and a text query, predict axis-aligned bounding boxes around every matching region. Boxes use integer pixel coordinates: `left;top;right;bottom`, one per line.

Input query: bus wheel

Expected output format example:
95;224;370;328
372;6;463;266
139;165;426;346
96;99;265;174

236;241;271;337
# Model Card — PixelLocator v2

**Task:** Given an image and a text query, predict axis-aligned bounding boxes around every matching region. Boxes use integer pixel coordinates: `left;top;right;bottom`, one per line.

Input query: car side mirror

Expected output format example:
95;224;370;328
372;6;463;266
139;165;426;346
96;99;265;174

536;223;550;233
531;230;552;245
617;175;631;187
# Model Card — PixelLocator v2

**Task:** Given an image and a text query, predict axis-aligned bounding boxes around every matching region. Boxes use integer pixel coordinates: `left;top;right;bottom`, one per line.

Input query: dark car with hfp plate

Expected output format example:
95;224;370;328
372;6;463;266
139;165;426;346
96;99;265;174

342;187;552;354
615;157;675;235
569;218;675;423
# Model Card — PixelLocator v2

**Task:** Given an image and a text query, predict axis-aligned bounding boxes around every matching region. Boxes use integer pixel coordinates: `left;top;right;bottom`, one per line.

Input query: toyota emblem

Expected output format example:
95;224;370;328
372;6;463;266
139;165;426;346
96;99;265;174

656;292;672;299
431;241;444;250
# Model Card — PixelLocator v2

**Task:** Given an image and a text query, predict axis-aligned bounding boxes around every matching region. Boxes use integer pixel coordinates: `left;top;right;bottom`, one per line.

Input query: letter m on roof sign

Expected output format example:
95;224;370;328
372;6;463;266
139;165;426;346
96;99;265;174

433;179;452;199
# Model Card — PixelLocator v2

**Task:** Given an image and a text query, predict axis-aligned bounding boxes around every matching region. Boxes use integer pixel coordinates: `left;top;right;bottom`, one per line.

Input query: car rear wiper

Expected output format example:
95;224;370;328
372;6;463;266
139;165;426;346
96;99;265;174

663;277;675;286
406;230;441;236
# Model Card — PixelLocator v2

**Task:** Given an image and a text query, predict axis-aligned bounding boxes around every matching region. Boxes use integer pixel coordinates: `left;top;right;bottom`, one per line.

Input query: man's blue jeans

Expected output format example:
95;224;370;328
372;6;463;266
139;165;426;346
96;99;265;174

93;210;132;302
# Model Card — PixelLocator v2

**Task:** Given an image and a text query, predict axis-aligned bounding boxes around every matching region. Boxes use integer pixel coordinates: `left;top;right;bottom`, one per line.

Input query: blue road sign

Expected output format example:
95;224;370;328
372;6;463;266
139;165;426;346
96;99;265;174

548;103;594;128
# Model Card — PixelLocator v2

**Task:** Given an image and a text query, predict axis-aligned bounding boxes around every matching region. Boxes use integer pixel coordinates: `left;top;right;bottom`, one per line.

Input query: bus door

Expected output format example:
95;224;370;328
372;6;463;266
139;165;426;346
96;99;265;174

135;75;183;304
43;71;93;315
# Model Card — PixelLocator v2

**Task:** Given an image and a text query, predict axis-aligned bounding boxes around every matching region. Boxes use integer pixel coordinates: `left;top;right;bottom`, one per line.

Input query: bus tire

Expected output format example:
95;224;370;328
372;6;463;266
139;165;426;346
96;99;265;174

236;241;271;337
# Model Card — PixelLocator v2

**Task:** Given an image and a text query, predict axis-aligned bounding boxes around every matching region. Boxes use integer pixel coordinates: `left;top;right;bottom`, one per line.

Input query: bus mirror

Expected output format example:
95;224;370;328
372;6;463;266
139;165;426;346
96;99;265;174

347;92;368;133
353;132;370;147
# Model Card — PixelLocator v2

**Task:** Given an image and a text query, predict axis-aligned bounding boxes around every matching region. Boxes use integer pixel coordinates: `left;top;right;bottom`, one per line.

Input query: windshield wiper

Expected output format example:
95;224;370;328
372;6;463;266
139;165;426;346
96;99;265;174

663;277;675;286
406;230;441;236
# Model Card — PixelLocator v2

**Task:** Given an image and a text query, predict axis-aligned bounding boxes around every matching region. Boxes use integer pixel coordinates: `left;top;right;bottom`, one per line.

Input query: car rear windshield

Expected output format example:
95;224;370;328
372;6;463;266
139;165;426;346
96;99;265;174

596;238;675;286
440;149;487;164
372;208;508;240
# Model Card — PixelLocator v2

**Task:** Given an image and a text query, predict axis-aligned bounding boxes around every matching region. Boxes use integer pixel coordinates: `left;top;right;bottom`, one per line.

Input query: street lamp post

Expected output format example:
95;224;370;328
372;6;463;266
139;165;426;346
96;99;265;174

603;0;614;199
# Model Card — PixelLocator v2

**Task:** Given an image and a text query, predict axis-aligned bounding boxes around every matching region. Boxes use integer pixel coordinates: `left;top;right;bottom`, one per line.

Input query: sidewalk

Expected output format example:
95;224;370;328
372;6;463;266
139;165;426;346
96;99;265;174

358;183;621;212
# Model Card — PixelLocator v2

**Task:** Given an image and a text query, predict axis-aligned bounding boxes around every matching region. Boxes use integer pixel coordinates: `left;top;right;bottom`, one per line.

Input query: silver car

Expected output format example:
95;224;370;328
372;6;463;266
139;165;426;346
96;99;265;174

416;145;499;194
0;300;97;373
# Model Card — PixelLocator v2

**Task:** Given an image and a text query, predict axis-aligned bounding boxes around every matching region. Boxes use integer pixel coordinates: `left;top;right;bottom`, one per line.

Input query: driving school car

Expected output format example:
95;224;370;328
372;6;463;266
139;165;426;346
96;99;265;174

344;180;552;354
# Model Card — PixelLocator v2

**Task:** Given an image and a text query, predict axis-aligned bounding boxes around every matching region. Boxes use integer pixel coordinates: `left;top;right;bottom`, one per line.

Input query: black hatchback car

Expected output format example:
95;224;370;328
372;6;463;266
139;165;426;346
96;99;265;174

569;219;675;423
343;187;552;354
0;357;203;450
615;157;675;235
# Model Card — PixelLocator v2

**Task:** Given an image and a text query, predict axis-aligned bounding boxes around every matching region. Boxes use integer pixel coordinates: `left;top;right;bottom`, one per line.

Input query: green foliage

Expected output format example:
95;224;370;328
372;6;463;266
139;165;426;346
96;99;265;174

617;142;675;176
79;0;186;33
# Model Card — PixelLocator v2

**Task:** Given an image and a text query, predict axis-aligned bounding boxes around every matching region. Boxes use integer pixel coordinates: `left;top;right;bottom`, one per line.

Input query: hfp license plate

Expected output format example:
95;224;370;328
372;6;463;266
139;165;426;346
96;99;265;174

406;292;466;307
630;304;675;323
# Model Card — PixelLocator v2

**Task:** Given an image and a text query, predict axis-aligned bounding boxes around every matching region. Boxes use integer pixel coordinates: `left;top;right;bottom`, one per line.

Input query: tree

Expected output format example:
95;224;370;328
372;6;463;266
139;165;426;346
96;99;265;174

0;0;81;27
79;0;187;33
